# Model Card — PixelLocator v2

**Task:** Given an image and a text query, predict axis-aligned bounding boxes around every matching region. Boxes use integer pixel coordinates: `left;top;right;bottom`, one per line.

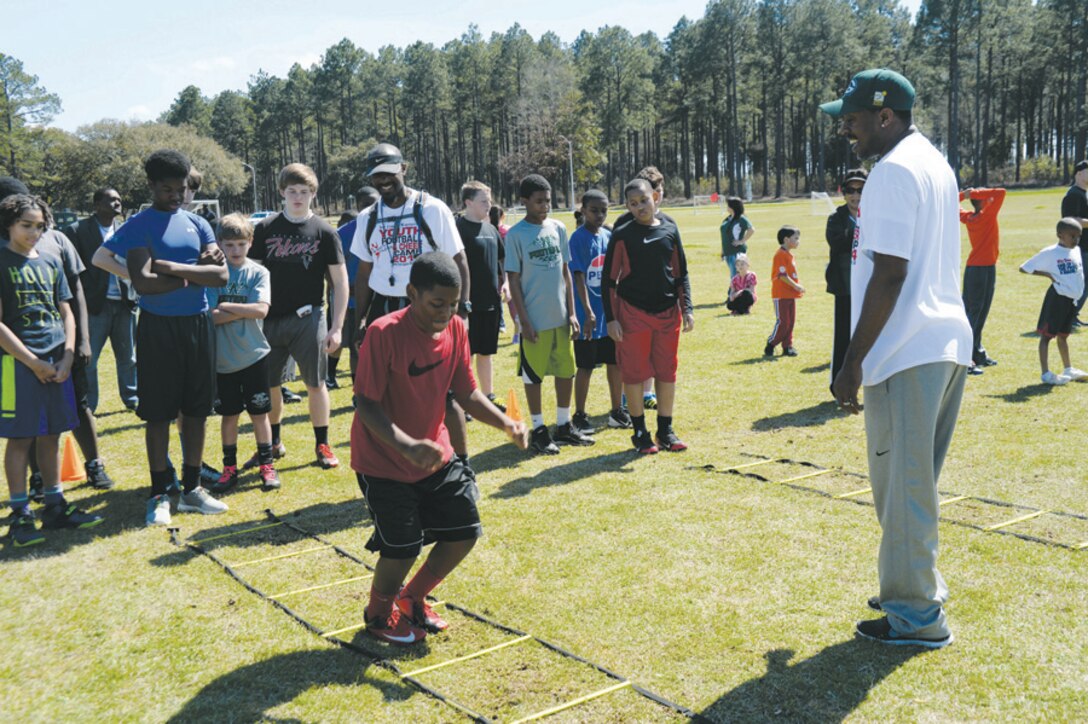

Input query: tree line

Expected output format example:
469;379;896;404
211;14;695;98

2;0;1086;214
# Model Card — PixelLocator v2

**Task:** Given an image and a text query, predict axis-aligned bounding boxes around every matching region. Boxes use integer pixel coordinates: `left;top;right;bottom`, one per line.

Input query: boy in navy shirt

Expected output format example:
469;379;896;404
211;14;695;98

94;149;229;526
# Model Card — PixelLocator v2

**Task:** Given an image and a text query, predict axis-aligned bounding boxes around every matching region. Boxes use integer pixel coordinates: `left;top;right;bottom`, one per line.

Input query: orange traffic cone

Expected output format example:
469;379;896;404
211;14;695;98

505;389;522;422
60;434;84;485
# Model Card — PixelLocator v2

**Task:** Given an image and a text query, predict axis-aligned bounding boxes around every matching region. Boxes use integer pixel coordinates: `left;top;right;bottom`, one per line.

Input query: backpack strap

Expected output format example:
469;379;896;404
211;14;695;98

365;193;436;252
414;192;436;251
364;207;378;250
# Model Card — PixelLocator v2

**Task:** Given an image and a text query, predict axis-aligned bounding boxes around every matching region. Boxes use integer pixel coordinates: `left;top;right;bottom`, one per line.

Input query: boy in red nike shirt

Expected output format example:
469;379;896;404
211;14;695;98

352;252;528;645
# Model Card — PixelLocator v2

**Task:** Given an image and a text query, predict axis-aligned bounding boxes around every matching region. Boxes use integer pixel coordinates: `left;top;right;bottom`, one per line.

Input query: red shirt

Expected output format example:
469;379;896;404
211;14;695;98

350;307;476;482
771;247;801;299
960;188;1005;267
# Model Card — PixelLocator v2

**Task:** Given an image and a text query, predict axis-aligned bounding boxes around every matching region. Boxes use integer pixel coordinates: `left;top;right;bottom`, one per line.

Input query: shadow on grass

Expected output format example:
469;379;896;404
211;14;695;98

801;362;830;374
699;640;922;722
149;500;372;568
694;301;725;311
752;401;842;430
0;486;153;561
731;356;775;366
166;648;419;723
984;384;1055;403
490;451;637;499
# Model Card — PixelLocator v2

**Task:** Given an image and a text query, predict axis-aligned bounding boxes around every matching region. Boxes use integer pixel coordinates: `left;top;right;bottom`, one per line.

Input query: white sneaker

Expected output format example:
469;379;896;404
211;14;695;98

178;487;229;515
145;495;172;526
1041;371;1070;385
1062;367;1088;381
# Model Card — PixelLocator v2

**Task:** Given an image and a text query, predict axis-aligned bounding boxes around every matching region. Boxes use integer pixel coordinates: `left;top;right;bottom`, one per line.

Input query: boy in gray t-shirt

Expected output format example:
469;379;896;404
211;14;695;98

504;175;593;454
206;214;280;490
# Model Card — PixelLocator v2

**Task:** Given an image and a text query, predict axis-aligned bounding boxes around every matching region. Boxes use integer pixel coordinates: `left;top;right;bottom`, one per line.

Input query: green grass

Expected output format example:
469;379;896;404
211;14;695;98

3;189;1087;722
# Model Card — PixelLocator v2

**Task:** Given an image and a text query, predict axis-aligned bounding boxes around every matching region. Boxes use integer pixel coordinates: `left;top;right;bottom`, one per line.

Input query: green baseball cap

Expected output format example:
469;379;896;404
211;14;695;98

819;69;915;117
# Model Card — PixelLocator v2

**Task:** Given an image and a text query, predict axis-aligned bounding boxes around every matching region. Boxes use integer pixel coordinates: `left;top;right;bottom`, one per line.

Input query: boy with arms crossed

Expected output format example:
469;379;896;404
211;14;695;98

505;174;593;454
207;214;281;491
1;194;102;546
249;163;348;470
569;189;628;432
354;252;528;644
94;149;228;526
604;179;694;454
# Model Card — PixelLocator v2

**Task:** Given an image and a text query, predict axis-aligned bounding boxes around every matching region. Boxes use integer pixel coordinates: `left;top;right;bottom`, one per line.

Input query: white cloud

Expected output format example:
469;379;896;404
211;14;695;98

125;105;154;122
191;56;238;73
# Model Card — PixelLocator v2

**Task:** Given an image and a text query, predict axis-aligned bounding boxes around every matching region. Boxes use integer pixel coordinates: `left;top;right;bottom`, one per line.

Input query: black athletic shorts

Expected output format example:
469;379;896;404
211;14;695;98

1037;286;1076;339
356;458;482;559
136;311;216;422
467;309;501;356
365;292;410;327
217;356;272;417
71;354;89;412
574;336;617;370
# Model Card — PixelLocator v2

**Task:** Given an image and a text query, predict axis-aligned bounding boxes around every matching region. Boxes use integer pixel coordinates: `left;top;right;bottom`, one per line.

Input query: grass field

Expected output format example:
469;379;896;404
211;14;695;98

3;189;1087;722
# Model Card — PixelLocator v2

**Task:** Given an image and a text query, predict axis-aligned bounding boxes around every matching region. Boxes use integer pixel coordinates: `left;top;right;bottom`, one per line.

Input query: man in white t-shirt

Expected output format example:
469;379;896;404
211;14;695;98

350;144;474;465
822;69;971;649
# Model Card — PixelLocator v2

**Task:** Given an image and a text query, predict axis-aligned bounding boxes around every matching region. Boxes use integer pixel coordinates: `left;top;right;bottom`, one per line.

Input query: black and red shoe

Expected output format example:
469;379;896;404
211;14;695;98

655;429;688;452
395;592;449;633
365;607;427;645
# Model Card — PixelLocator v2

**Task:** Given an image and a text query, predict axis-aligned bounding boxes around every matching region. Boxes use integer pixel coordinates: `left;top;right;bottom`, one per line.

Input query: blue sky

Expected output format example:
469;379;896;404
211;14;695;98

9;0;923;132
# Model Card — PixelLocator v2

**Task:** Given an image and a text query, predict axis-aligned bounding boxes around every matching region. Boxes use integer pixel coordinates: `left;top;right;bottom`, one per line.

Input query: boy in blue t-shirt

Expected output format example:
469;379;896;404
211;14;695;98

568;190;628;433
94;149;229;526
0;194;102;547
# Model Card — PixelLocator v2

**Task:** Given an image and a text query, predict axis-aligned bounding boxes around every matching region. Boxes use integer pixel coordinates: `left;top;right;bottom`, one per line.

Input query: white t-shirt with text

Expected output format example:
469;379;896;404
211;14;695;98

851;131;972;386
350;189;462;298
1021;243;1084;300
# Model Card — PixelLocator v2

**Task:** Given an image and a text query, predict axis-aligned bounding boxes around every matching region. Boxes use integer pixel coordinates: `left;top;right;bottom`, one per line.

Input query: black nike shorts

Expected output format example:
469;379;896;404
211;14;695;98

356;458;482;559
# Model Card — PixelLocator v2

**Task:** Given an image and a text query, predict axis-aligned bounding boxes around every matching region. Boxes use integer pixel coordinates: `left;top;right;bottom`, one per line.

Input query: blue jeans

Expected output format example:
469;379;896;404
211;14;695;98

724;254;738;279
87;300;138;411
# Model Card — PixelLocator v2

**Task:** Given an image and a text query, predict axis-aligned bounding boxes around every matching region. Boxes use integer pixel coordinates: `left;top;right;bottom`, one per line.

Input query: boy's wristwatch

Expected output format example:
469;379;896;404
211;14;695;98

458;301;472;316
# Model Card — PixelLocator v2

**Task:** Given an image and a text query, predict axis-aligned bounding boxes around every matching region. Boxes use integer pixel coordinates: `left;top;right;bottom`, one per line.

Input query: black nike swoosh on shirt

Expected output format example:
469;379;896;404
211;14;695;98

408;359;442;377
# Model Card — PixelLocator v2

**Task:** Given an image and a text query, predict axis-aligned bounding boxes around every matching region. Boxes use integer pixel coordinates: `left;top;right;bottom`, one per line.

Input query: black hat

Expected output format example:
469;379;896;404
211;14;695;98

0;176;29;203
365;144;404;176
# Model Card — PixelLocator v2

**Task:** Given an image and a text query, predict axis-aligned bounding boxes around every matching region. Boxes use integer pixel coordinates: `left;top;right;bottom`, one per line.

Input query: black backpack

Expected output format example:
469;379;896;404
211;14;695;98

363;192;436;251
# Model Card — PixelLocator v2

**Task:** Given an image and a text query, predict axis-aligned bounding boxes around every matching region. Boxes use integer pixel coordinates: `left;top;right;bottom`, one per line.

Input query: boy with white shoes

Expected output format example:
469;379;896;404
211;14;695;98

1020;218;1087;385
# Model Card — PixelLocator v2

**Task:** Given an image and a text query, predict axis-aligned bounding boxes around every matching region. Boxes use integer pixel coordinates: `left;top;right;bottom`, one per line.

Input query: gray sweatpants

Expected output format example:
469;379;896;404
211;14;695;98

864;361;966;638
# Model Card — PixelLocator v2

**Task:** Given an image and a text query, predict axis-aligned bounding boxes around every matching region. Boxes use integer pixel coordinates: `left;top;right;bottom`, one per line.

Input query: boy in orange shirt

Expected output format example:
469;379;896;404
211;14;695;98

959;187;1005;372
764;225;804;357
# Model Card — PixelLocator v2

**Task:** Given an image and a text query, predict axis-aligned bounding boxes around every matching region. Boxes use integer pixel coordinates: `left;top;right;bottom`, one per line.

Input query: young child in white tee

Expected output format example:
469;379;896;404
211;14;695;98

1019;218;1086;385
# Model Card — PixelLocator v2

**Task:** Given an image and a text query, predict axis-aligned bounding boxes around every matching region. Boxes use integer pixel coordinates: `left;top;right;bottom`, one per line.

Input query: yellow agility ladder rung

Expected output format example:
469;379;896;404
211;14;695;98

834;487;872;499
191;521;284;545
268;574;375;599
939;495;970;506
228;545;331;567
722;459;776;472
775;469;833;485
322;601;447;640
511;680;633;723
985;510;1048;532
401;634;533;678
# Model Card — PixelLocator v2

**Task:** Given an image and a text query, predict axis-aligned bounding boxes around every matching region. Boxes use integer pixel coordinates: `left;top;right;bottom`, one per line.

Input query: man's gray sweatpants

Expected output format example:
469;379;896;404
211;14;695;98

864;361;966;638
